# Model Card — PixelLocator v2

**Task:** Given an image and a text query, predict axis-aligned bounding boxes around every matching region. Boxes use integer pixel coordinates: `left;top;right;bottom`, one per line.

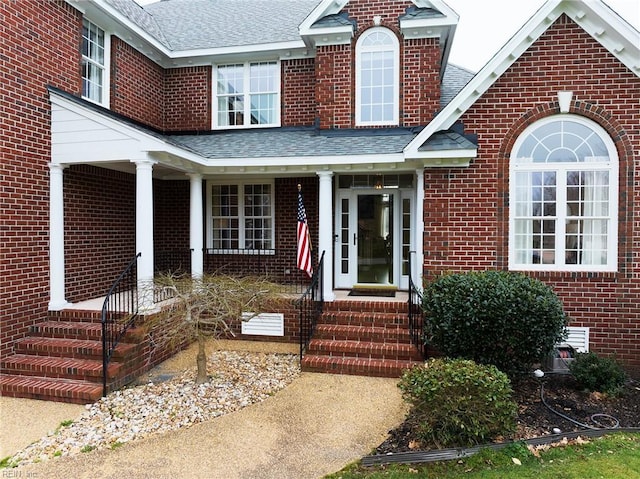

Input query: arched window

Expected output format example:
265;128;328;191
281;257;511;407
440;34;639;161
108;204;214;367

509;115;618;271
355;27;399;126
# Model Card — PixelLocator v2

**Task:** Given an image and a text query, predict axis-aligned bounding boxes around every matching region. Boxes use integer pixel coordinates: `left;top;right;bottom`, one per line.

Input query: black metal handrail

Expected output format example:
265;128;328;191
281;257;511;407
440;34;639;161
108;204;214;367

102;252;141;397
296;251;325;361
407;251;426;358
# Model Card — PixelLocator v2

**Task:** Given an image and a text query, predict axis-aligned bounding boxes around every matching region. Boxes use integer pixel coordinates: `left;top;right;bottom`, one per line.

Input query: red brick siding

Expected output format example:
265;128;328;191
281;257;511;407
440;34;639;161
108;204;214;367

282;58;316;126
422;16;640;374
64;165;136;303
111;38;165;130
154;179;191;253
315;0;442;129
164;66;211;131
316;44;352;129
403;38;440;126
1;0;81;358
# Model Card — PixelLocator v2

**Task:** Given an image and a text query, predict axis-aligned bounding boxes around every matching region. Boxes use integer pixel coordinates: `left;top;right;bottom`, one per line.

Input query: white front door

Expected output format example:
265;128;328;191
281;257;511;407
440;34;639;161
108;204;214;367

335;188;412;289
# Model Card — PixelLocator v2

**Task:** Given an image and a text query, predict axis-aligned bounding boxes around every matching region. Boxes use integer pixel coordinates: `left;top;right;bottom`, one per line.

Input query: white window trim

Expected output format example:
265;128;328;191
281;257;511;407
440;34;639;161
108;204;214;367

508;114;618;272
81;18;110;107
355;27;400;127
212;61;281;130
205;180;276;253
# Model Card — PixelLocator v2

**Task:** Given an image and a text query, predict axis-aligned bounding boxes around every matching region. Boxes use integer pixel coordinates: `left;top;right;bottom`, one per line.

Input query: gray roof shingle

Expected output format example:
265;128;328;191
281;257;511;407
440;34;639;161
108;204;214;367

142;0;322;51
168;127;419;159
440;63;475;108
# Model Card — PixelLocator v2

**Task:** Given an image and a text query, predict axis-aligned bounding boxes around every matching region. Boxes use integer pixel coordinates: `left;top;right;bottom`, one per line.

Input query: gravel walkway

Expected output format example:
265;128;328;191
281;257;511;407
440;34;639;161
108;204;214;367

3;342;407;478
5;350;300;468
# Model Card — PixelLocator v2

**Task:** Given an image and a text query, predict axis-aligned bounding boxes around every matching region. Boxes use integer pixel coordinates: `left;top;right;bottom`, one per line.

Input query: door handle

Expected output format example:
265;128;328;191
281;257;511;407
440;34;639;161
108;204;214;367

353;233;357;246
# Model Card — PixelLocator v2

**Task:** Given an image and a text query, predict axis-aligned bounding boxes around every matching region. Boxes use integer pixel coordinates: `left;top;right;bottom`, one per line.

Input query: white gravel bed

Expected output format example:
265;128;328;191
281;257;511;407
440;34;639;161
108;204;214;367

6;350;300;468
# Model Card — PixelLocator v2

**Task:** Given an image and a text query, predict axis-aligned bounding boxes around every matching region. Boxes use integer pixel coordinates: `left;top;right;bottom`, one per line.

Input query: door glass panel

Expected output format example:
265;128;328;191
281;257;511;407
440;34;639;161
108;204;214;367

340;198;350;274
357;194;393;284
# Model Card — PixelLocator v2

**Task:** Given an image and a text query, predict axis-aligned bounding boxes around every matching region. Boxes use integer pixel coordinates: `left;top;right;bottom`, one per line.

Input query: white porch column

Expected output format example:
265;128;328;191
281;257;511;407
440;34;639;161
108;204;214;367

317;171;335;301
48;163;69;310
133;159;156;311
414;168;425;286
189;173;204;279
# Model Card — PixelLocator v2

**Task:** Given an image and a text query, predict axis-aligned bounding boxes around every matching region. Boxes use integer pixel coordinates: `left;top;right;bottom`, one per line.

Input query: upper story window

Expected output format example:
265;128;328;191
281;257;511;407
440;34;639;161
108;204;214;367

207;181;274;251
214;61;280;129
355;28;399;126
82;19;109;106
509;115;618;272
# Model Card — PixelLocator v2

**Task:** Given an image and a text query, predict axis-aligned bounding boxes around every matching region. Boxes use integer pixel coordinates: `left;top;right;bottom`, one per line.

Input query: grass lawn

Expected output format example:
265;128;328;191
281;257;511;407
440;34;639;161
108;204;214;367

325;433;640;479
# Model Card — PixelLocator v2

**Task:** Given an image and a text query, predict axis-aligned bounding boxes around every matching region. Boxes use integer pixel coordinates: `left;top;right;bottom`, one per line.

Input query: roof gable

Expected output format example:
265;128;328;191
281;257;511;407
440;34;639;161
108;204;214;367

405;0;640;158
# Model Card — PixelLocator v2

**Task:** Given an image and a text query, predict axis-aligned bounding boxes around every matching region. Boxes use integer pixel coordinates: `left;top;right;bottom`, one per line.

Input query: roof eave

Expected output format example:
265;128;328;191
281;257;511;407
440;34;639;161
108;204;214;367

405;0;640;157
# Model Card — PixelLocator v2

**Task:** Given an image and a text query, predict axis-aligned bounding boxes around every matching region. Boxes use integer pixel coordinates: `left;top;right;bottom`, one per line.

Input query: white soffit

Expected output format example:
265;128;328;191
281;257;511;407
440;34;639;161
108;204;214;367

405;0;640;157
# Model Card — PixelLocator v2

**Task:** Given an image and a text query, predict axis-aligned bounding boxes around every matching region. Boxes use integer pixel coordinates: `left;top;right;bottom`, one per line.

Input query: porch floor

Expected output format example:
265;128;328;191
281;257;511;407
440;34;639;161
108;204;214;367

62;290;410;312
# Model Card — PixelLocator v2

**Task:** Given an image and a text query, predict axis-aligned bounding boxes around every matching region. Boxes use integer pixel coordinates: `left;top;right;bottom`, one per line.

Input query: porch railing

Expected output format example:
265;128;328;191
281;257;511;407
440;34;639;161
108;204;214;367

296;251;325;361
101;252;141;397
407;251;426;358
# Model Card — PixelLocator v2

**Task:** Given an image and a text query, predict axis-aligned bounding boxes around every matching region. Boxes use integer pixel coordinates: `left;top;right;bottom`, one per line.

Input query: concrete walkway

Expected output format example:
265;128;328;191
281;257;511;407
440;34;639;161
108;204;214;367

5;372;406;478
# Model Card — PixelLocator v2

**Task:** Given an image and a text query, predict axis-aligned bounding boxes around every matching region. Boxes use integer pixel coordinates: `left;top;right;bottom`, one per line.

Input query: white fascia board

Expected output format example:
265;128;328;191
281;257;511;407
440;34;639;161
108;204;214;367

565;1;640;76
182;153;406;168
169;40;307;67
405;1;563;157
407;148;477;160
67;1;312;68
406;0;640;157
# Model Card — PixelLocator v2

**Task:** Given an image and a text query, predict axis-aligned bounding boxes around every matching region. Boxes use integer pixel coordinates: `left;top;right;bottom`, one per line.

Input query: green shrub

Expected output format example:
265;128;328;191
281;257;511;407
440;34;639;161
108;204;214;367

423;271;568;377
570;352;627;395
398;358;517;448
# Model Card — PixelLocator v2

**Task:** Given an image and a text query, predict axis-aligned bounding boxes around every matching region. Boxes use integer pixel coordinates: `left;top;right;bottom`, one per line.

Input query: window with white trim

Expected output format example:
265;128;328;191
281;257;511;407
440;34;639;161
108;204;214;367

214;62;280;128
355;27;399;126
82;19;109;106
207;182;274;251
509;115;618;272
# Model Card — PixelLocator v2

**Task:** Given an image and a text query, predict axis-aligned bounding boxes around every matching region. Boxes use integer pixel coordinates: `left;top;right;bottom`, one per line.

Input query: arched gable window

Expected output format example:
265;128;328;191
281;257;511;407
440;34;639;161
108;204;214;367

355;27;399;126
509;115;618;271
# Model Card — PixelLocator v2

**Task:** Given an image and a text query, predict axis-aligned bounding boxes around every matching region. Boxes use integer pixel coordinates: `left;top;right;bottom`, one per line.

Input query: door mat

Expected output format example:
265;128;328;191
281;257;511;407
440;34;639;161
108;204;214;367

348;289;396;298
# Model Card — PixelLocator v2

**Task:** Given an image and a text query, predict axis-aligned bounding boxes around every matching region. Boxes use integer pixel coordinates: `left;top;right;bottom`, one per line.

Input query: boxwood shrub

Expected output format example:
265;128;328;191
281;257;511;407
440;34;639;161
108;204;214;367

423;271;567;378
570;352;627;396
399;358;517;448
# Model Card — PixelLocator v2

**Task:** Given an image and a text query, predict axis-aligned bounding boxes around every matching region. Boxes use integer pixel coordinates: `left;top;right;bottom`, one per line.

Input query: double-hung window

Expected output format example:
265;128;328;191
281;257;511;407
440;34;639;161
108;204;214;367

355;27;399;126
214;61;280;128
208;182;274;251
82;19;109;106
509;116;618;272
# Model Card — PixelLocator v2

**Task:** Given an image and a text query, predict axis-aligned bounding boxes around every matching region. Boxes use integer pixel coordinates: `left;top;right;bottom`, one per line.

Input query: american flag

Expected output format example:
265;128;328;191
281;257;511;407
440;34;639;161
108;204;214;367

297;186;313;278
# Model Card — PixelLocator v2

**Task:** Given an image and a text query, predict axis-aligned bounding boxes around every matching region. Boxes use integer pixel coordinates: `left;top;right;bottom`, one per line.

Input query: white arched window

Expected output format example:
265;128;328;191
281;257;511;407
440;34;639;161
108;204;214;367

509;115;618;272
355;28;399;126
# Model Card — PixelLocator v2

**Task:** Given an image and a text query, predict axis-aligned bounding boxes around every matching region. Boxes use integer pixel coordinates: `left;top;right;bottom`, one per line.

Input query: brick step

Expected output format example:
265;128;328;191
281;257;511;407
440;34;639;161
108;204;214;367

0;374;102;404
324;300;407;314
48;309;104;324
1;354;120;382
301;355;421;378
313;324;413;343
29;321;144;343
319;311;409;328
14;337;137;360
30;321;103;341
306;339;423;361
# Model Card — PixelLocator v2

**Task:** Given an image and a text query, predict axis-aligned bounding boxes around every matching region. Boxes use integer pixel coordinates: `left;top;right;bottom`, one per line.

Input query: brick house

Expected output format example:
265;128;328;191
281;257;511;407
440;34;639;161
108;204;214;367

1;0;639;401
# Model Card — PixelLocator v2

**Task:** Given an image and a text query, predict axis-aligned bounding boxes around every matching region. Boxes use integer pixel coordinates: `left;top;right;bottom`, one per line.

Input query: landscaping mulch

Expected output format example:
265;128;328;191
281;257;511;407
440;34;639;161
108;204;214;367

376;373;640;454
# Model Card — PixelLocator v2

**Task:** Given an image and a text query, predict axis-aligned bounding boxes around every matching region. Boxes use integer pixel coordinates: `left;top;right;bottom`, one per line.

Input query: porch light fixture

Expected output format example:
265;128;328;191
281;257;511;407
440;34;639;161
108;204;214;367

374;175;383;189
557;91;573;113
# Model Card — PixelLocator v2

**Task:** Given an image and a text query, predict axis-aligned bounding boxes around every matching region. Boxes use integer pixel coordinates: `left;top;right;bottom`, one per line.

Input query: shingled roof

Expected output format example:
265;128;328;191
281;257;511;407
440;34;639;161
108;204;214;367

140;0;322;50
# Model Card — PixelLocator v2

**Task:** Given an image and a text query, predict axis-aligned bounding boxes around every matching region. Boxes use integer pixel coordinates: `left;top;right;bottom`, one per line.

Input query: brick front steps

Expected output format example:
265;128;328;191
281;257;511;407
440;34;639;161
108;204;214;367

301;299;424;377
0;311;142;404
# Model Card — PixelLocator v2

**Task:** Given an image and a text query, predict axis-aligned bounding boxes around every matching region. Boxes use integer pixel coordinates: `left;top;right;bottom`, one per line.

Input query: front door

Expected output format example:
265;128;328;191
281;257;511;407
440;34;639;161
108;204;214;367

357;194;393;284
335;187;412;289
